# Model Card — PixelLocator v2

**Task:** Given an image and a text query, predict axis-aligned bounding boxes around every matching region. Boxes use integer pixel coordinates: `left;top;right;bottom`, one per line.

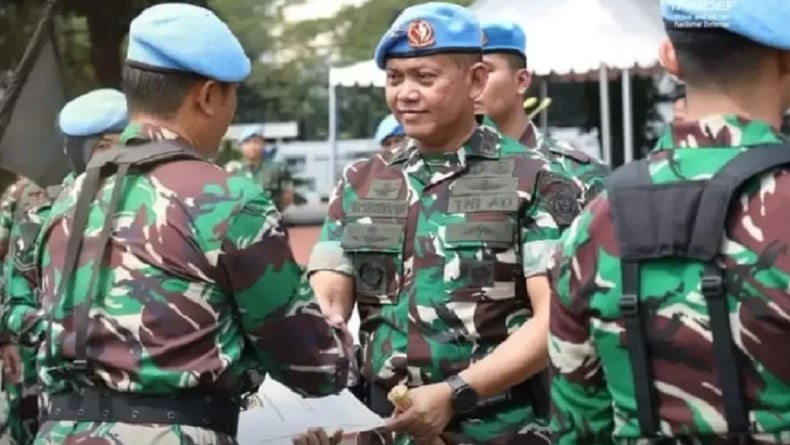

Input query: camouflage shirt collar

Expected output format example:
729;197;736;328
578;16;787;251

519;121;542;148
656;115;786;150
119;122;190;146
384;126;502;166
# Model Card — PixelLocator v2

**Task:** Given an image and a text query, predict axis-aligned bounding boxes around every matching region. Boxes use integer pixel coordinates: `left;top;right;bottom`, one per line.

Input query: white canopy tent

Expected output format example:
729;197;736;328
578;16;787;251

326;0;667;181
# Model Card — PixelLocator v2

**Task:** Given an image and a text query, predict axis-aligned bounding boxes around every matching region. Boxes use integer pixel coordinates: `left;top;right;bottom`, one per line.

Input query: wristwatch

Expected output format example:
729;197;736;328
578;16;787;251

445;374;478;414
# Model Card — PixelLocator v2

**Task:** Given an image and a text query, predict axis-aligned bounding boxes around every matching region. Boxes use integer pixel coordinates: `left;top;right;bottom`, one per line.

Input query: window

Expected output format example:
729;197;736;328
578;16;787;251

284;156;306;173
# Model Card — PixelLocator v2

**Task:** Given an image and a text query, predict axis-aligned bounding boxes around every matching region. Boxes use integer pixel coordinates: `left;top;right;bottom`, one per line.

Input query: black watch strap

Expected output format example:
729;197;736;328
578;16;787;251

446;374;478;414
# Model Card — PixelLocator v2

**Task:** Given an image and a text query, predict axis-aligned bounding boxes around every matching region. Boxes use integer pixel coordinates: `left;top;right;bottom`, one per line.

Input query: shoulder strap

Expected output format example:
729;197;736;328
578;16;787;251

56;140;204;369
546;140;591;164
607;144;790;438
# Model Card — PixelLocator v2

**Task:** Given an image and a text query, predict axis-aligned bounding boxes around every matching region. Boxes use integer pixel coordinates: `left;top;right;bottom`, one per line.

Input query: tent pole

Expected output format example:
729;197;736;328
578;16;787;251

539;79;548;134
598;63;612;165
621;68;634;163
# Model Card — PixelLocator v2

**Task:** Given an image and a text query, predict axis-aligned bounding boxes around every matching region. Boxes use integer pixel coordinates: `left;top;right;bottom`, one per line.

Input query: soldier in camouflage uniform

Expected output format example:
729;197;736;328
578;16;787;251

476;20;609;204
548;1;790;443
0;176;44;445
374;114;405;151
305;4;581;445
0;88;129;445
3;4;351;445
225;126;295;211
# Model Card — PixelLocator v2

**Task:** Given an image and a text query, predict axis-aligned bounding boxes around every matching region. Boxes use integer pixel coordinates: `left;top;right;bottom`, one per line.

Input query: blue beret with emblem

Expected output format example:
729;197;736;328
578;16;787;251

239;125;265;142
374;2;483;70
126;3;251;82
661;0;790;50
374;114;404;144
58;89;128;137
481;20;526;57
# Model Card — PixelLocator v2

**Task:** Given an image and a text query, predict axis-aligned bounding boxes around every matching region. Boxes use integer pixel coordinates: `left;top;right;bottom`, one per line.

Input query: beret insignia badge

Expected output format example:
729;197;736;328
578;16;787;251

407;19;435;48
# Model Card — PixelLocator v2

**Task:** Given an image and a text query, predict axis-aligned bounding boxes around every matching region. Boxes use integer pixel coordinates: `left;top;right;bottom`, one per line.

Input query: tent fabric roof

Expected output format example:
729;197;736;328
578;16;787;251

329;0;665;87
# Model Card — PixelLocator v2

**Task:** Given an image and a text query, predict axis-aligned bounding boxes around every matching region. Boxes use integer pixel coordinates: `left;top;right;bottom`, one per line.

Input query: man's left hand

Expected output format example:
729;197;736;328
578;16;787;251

386;383;453;444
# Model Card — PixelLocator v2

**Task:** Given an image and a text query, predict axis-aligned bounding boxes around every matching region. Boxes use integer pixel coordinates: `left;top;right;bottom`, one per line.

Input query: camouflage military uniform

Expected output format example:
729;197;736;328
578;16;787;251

0;179;50;445
225;160;294;211
9;123;350;444
520;122;609;204
0;178;26;264
311;125;581;445
548;115;790;444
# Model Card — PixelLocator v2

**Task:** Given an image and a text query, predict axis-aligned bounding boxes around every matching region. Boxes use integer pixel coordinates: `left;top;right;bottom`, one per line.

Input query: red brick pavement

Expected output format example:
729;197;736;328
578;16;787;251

287;225;321;265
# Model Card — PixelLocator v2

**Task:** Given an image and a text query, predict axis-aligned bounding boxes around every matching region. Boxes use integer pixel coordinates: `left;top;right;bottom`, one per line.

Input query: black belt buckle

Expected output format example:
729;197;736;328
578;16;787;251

72;359;88;370
701;273;724;297
619;293;639;316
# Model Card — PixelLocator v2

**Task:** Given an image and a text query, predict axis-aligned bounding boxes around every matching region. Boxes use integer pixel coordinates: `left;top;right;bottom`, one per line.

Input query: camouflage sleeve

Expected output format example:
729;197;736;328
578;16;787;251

579;161;609;206
0;182;20;260
218;192;351;397
1;206;48;347
547;207;614;444
520;167;583;277
307;176;353;276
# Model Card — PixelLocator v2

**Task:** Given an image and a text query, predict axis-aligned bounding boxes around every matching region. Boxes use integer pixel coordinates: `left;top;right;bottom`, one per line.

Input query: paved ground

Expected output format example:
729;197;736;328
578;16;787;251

287;225;321;265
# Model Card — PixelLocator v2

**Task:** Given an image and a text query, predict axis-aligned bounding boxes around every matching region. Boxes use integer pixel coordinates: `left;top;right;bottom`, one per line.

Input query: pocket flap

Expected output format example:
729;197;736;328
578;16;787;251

341;222;404;252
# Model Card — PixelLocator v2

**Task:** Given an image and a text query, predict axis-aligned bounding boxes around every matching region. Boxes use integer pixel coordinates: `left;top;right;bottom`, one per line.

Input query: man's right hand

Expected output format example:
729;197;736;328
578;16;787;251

0;343;21;383
292;427;344;445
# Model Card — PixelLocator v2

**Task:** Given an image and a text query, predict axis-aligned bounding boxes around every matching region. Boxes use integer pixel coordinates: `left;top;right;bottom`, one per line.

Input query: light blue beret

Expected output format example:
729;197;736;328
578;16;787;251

374;114;404;144
126;3;251;82
481;20;526;57
374;2;483;70
58;89;128;137
239;125;264;142
661;0;790;50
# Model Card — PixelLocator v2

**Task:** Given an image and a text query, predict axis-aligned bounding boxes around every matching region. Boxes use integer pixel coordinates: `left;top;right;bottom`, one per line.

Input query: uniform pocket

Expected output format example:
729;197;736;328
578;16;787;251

441;220;519;302
341;222;404;305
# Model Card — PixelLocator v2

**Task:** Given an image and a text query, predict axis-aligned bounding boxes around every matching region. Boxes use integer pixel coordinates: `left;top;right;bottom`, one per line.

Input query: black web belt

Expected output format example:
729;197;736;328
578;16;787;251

43;387;241;437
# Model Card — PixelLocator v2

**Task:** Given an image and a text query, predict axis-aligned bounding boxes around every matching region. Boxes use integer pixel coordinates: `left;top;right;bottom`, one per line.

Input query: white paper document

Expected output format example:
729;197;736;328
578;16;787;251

237;377;386;445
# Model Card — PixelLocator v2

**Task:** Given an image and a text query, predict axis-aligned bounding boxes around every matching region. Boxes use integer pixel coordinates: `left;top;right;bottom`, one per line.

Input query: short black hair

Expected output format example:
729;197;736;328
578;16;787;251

121;65;200;117
666;27;770;87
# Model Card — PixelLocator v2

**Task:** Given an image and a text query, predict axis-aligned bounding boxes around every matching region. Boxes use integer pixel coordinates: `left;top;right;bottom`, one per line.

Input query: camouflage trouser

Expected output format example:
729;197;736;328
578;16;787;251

357;420;552;445
33;422;237;445
0;383;39;445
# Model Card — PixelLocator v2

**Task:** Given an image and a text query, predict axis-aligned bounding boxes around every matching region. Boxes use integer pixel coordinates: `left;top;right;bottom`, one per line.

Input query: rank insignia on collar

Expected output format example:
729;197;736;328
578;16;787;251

407;19;435;48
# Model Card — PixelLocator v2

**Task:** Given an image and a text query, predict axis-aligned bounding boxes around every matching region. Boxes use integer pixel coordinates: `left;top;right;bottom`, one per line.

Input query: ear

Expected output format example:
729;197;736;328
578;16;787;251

658;39;682;78
194;80;222;117
515;68;532;96
469;62;489;101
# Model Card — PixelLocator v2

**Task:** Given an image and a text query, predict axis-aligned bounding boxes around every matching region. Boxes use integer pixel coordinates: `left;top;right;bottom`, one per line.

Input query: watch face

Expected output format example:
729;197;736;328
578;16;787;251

455;386;477;413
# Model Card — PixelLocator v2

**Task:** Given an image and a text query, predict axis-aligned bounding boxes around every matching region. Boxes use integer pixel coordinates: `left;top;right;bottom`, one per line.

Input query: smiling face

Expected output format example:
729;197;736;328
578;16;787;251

384;54;487;147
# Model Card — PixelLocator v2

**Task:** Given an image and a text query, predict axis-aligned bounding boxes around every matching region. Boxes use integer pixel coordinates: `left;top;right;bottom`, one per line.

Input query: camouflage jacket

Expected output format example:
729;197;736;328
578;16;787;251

520;122;609;205
309;125;582;442
0;177;29;263
0;177;41;344
27;122;350;398
225;159;294;210
0;179;50;390
548;115;790;444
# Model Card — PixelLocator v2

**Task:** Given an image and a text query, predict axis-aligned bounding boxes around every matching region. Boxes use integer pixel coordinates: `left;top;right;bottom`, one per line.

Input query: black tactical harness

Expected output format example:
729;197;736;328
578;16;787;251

607;144;790;444
43;141;242;436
